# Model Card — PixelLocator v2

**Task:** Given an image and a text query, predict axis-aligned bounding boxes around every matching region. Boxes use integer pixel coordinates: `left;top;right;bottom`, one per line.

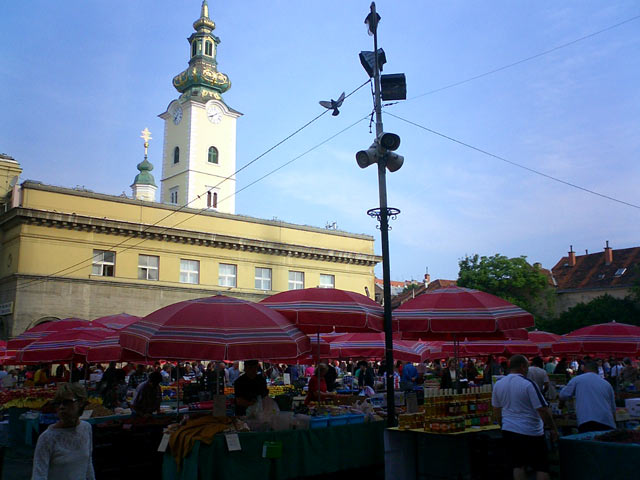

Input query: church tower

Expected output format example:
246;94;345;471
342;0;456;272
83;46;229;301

159;1;241;214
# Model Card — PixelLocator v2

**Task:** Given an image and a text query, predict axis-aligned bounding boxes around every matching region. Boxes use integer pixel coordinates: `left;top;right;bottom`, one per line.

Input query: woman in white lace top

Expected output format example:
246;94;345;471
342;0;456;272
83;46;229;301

31;382;95;480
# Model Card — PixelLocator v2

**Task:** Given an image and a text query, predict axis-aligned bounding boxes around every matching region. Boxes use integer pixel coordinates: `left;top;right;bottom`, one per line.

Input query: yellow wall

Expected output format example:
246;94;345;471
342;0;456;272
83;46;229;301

13;184;377;296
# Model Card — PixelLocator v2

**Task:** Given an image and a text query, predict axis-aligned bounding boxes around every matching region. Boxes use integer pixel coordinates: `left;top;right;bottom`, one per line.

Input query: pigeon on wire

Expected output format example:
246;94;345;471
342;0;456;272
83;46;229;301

319;92;346;116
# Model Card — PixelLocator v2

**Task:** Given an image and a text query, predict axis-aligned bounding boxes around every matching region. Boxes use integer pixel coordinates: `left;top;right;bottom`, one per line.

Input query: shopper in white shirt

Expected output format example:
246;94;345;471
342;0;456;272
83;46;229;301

527;357;550;395
492;355;557;480
559;360;616;433
32;382;95;480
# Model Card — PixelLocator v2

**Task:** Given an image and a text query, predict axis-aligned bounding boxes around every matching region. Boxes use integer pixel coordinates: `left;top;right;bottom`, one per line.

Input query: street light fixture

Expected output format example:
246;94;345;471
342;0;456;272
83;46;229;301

356;2;406;428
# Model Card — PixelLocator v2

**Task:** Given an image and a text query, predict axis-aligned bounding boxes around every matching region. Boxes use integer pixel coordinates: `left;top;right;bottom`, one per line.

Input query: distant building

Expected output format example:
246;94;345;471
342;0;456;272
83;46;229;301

551;242;640;313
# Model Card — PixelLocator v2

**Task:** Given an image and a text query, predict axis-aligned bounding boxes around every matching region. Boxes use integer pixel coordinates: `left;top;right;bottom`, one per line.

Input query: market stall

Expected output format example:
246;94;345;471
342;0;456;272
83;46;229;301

162;420;385;480
559;429;640;480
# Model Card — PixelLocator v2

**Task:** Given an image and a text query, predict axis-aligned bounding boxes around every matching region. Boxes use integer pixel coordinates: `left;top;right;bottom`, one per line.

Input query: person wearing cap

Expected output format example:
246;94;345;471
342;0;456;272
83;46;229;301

559;360;616;433
32;382;95;480
234;360;268;416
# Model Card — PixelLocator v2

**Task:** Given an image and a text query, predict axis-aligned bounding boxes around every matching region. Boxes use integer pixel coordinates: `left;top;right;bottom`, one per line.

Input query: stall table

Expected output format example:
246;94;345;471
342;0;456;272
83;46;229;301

162;421;385;480
559;430;640;480
385;425;507;480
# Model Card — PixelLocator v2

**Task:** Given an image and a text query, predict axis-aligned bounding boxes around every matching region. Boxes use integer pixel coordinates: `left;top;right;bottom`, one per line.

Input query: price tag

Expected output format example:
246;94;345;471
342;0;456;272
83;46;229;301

80;410;93;420
225;433;241;452
283;373;291;385
157;433;171;452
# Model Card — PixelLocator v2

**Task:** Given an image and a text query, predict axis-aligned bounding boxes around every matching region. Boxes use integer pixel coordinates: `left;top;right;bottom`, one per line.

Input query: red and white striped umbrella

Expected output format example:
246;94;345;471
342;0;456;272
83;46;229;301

394;287;534;340
326;333;430;362
19;327;116;364
260;288;385;333
119;295;312;361
8;318;90;350
92;313;140;330
552;321;640;355
527;331;563;356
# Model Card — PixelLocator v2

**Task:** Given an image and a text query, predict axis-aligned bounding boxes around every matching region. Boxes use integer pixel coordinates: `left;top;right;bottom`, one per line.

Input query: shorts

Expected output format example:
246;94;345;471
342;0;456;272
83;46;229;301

502;430;549;473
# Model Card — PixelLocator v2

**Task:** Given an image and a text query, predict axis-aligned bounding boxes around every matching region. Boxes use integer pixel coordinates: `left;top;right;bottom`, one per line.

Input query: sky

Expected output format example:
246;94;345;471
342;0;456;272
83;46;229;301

1;1;639;282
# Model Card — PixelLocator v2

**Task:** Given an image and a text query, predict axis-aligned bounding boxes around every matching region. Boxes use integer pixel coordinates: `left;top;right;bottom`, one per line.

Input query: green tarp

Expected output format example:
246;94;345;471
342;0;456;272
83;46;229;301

162;421;385;480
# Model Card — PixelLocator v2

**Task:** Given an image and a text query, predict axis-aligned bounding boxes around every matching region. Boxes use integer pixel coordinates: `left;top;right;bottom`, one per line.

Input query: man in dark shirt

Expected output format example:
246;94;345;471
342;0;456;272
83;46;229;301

234;360;268;415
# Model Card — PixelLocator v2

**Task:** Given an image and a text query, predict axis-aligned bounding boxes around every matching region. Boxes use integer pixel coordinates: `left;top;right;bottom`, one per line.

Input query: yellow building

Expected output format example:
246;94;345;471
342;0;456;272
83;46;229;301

0;4;379;337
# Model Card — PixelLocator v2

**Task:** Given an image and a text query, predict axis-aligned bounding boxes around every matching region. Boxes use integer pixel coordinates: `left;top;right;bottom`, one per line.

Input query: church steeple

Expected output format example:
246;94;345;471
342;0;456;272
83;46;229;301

131;128;157;202
172;1;231;103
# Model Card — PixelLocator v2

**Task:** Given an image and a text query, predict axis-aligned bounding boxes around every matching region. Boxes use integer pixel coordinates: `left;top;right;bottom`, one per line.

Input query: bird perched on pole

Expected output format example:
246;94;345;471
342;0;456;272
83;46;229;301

319;92;346;116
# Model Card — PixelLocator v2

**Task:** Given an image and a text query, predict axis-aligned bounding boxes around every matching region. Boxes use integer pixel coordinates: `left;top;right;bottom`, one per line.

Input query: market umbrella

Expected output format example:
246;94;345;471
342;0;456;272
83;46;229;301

19;326;116;364
92;313;140;330
551;321;640;355
7;318;90;350
527;330;563;356
432;339;540;357
327;333;430;363
119;295;312;361
393;287;535;340
259;288;385;334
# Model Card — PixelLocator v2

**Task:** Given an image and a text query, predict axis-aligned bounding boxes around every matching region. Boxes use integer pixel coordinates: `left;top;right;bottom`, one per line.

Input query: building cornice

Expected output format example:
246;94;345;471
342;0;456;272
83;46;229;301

0;207;381;267
19;181;373;241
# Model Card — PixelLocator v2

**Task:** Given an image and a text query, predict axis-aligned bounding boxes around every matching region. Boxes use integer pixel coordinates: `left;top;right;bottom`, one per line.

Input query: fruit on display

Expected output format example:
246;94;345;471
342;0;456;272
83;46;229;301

0;387;57;410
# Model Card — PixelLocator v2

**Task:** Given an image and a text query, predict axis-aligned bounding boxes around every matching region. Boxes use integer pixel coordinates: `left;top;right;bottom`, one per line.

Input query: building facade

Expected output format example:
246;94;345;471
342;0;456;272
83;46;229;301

551;243;640;314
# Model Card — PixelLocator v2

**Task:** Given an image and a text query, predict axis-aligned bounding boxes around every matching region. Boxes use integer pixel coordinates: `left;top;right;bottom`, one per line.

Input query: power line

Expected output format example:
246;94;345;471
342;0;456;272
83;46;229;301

12;87;371;294
386;111;640;211
410;14;640;100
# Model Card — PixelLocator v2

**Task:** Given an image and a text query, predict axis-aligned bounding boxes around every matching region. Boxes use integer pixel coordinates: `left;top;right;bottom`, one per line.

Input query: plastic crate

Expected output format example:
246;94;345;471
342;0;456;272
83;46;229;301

328;415;349;426
309;415;329;428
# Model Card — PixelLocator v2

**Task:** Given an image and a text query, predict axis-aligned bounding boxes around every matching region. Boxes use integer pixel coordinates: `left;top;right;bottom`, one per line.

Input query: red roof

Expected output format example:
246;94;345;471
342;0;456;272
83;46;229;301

551;246;640;291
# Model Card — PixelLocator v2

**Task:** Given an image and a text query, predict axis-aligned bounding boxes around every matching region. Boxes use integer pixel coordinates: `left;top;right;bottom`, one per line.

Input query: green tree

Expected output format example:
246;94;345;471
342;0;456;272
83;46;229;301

539;294;640;334
457;254;555;321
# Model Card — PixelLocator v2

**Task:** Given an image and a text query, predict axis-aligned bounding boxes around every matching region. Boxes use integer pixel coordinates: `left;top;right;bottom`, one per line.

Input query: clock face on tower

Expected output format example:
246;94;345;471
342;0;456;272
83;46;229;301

171;104;183;125
205;101;223;124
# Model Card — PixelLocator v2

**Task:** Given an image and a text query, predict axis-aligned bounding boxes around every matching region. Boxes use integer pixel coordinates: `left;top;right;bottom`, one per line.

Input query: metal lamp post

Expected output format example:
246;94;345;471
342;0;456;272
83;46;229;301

356;2;406;428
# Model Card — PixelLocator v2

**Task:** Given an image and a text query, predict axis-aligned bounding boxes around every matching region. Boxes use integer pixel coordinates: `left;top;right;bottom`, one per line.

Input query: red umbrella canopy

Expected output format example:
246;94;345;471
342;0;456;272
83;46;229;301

327;333;429;363
92;313;140;330
119;295;312;361
19;327;115;364
552;321;640;355
393;286;534;340
259;288;385;334
528;331;562;356
7;318;90;350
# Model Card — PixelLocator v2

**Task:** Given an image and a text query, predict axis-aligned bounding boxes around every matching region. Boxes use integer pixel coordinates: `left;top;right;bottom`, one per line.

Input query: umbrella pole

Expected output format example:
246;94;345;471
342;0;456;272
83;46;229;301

316;331;320;364
454;335;460;393
176;362;181;417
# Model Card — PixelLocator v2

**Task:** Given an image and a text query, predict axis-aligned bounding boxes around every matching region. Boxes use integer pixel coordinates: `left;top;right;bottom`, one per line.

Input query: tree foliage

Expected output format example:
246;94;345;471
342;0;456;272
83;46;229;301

457;254;554;320
537;294;640;334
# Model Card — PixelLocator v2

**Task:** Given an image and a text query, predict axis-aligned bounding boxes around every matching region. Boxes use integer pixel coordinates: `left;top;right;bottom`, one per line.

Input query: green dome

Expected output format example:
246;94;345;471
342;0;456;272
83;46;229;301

133;158;156;186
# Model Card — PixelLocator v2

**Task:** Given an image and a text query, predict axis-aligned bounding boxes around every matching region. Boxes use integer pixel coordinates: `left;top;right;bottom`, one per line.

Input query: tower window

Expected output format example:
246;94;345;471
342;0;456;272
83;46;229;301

208;146;218;164
169;187;178;205
192;41;197;57
207;191;218;209
173;146;180;164
205;41;213;56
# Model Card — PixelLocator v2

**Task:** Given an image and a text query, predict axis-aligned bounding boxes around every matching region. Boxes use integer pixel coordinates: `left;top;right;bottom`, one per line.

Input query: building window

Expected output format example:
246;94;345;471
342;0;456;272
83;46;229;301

192;41;197;57
180;259;200;284
138;255;159;281
207;190;218;209
205;41;213;56
173;146;180;164
288;271;304;290
169;187;178;205
92;250;115;277
208;146;218;164
219;263;237;287
319;274;335;288
255;267;272;291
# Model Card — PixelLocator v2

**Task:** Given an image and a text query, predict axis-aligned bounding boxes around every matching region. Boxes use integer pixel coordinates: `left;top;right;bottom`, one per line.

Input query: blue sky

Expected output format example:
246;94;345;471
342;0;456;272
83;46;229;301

1;1;639;282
